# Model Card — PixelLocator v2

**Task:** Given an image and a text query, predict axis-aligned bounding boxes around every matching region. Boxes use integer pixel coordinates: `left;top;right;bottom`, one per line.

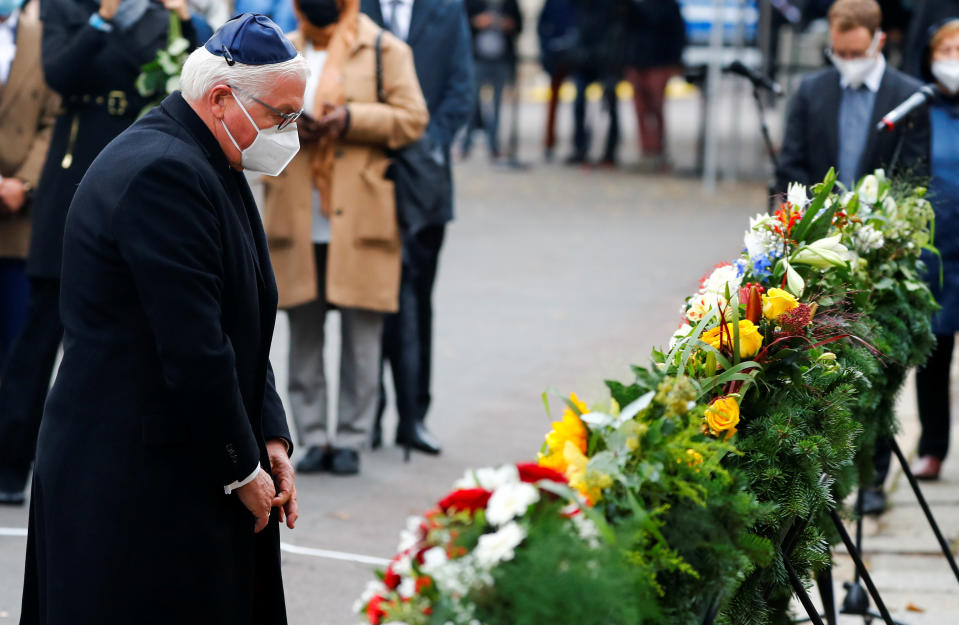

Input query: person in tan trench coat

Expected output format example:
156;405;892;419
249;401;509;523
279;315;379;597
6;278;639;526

263;0;427;475
0;0;58;370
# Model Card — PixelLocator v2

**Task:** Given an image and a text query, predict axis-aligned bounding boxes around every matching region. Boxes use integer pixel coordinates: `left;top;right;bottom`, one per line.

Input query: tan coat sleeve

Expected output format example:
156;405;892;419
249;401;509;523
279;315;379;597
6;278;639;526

344;35;429;150
13;89;60;187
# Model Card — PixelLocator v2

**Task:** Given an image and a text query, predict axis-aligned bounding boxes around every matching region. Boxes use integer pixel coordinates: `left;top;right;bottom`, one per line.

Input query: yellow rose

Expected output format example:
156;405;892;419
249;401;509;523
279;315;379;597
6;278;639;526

701;320;763;358
762;288;799;320
705;396;740;439
537;393;589;473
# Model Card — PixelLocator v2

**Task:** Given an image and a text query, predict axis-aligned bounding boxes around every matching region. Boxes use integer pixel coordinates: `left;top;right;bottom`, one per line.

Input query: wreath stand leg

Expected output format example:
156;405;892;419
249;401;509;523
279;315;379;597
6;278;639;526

889;439;959;584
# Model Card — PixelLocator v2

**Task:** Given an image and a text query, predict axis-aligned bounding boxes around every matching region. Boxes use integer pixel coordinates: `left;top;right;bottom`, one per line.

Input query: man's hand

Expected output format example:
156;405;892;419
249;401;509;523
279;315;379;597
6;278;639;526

236;469;275;533
159;0;191;21
472;12;494;29
296;113;325;144
98;0;120;20
0;178;27;215
267;439;298;529
317;105;349;138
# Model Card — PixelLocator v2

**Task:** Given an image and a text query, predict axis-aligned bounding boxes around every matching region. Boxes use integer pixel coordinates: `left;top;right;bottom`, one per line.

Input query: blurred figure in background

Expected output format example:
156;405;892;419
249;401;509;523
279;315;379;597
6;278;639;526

624;0;685;173
777;0;929;515
362;0;474;455
234;0;298;31
537;0;578;161
264;0;428;475
188;0;231;39
911;18;959;482
0;0;198;505
904;0;959;77
460;0;522;162
0;0;58;382
567;0;627;166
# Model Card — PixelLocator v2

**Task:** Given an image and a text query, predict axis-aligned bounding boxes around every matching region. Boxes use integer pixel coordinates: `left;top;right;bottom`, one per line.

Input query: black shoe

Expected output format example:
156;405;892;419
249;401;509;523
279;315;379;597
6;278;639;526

0;468;28;506
371;423;383;450
295;446;331;474
329;448;360;475
396;422;442;455
857;487;887;516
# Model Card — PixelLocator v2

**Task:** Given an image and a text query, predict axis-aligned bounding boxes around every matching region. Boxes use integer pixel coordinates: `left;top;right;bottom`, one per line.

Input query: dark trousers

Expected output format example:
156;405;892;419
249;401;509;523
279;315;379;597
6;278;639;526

572;74;620;163
0;258;30;367
377;224;445;437
462;60;512;158
0;278;63;485
625;65;677;157
915;333;954;460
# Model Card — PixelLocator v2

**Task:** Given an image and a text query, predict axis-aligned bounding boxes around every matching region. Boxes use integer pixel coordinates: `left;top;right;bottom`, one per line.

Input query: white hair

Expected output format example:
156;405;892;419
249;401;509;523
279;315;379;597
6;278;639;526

179;47;309;103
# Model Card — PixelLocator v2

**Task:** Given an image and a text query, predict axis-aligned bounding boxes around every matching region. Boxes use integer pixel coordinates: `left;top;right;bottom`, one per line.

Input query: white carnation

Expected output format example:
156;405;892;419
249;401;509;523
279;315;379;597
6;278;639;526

486;481;540;526
453;465;518;491
474;522;526;568
853;224;885;252
668;324;693;350
396;516;424;552
702;264;742;297
353;580;388;613
397;576;416;599
421;546;448;575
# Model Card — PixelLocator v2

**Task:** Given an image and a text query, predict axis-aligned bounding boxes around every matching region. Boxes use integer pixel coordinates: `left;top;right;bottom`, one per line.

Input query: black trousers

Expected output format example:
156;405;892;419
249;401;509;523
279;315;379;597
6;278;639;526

378;224;446;436
915;333;954;460
0;278;63;486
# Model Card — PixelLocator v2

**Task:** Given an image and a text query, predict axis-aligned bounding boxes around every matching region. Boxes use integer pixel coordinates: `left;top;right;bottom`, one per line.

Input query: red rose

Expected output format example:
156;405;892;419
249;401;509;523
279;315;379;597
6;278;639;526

438;488;492;513
516;462;567;485
366;595;386;625
383;565;401;590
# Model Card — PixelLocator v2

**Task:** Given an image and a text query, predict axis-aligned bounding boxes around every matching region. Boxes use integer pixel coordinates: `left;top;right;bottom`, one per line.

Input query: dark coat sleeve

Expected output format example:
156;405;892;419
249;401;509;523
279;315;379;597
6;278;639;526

261;361;292;455
897;103;931;181
40;3;111;94
776;79;813;193
111;159;262;486
426;5;475;149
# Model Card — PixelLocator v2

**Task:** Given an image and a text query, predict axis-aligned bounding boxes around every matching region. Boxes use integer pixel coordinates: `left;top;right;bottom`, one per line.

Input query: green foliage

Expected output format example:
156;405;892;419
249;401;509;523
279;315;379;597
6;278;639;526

135;12;191;117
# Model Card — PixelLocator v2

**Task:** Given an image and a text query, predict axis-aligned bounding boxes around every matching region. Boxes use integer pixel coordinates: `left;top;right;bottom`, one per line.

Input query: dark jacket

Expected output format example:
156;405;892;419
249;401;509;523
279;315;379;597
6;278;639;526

625;0;685;69
465;0;523;64
776;65;930;193
362;0;475;224
20;93;291;624
536;0;579;75
28;0;196;278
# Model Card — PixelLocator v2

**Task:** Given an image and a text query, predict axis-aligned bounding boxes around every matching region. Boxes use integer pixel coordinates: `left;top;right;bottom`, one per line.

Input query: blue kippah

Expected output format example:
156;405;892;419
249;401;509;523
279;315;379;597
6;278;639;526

204;13;298;66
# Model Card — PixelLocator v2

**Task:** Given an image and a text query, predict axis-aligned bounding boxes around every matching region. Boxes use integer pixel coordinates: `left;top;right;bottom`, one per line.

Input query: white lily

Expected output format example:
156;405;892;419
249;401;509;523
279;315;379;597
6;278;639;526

783;259;805;297
790;234;851;270
858;174;879;205
787;182;809;208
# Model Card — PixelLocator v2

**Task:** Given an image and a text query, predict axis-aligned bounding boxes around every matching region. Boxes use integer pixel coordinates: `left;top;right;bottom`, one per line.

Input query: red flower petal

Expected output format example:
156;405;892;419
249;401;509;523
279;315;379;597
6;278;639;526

437;488;492;514
516;462;568;485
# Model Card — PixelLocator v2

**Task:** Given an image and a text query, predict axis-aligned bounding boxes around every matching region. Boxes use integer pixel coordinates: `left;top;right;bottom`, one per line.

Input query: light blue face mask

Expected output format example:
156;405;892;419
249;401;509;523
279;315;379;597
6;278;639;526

0;0;25;18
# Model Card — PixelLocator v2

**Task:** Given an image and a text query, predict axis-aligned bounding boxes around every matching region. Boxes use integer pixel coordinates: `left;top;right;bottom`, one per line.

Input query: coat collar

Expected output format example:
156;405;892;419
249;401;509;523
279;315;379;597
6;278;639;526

290;14;383;56
160;91;233;174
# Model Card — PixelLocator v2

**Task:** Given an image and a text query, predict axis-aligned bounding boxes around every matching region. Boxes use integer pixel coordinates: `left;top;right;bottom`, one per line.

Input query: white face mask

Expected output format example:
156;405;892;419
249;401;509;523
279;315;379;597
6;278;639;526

932;60;959;95
221;93;300;176
830;32;881;88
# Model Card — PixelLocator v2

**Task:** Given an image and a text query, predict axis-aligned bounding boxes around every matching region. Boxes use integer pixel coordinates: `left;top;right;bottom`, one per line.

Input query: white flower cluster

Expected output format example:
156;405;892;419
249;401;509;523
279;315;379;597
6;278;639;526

853;224;885;253
743;213;780;262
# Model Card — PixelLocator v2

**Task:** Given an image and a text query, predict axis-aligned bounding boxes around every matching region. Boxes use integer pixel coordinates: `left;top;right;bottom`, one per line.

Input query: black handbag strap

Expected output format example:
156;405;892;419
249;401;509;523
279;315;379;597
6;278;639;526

374;29;386;103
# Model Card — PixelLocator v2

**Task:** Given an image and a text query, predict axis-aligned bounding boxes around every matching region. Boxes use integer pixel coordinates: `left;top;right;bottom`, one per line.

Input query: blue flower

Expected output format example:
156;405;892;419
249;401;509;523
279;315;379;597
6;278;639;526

734;259;747;278
752;255;773;279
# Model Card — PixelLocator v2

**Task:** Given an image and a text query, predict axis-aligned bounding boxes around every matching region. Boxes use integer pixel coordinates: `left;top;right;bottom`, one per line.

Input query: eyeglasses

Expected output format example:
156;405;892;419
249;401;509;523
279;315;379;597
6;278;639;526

227;83;303;130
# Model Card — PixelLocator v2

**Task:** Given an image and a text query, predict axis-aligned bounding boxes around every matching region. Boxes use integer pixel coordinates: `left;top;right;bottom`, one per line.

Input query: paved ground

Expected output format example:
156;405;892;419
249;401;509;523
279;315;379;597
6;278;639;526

1;94;956;624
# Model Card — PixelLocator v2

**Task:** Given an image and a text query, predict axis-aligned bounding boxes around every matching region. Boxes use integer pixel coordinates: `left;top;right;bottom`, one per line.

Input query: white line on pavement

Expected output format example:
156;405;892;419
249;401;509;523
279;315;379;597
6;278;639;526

1;527;388;566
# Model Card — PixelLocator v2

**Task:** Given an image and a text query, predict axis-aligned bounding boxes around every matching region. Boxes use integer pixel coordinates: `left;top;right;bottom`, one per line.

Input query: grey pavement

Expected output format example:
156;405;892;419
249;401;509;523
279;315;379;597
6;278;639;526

1;94;956;624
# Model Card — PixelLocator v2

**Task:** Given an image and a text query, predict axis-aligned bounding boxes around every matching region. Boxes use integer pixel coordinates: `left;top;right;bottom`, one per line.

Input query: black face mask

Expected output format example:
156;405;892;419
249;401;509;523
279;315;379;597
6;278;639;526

298;0;340;27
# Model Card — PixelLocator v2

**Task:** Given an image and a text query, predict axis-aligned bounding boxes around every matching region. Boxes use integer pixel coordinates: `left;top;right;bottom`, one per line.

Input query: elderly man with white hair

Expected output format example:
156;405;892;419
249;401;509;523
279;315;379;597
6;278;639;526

19;14;307;624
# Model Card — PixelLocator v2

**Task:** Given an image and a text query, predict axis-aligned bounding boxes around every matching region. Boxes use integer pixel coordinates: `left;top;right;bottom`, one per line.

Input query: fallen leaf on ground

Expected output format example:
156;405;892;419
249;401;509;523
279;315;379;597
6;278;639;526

906;602;925;613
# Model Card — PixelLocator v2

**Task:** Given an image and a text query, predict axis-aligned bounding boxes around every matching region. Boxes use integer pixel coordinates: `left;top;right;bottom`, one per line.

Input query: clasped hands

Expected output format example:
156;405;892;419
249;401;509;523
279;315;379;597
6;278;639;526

297;102;349;144
0;177;27;216
236;439;298;534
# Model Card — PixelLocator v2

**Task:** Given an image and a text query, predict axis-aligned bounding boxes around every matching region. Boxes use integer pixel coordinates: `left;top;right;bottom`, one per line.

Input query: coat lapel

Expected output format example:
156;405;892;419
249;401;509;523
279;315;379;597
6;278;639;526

407;0;439;46
365;0;385;27
0;7;40;119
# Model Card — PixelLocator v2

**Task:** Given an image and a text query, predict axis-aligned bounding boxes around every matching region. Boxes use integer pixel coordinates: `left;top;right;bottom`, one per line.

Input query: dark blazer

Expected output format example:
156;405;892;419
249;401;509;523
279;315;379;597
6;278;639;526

776;65;930;193
465;0;524;64
362;0;475;224
28;0;196;278
626;0;686;70
21;93;291;624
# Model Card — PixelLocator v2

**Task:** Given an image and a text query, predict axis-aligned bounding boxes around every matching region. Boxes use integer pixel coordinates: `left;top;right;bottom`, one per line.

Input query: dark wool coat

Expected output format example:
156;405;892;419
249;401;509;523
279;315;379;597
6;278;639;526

20;93;292;625
28;0;196;278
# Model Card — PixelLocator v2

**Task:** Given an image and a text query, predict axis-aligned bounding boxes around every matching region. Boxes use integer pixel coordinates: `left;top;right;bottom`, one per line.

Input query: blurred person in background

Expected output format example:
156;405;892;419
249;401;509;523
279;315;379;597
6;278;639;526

362;0;474;455
264;0;428;475
0;0;58;386
0;0;198;505
537;0;579;161
566;0;628;167
910;18;959;482
234;0;298;31
904;0;959;76
624;0;685;173
188;0;231;39
459;0;522;162
777;0;928;515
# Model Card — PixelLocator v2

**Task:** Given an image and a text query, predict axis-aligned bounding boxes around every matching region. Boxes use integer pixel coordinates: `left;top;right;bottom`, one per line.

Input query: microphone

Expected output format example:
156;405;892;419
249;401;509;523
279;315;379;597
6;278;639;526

876;85;937;132
724;60;783;95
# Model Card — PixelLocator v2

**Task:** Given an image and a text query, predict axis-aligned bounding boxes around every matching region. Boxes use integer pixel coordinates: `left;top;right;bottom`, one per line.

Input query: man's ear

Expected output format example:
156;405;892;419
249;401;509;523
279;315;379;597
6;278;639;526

209;85;232;120
876;31;887;55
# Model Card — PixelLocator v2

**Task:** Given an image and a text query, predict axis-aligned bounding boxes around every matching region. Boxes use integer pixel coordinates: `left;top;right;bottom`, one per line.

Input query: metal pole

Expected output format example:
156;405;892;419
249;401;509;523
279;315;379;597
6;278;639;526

702;0;726;191
890;439;959;584
784;557;828;625
828;509;897;625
